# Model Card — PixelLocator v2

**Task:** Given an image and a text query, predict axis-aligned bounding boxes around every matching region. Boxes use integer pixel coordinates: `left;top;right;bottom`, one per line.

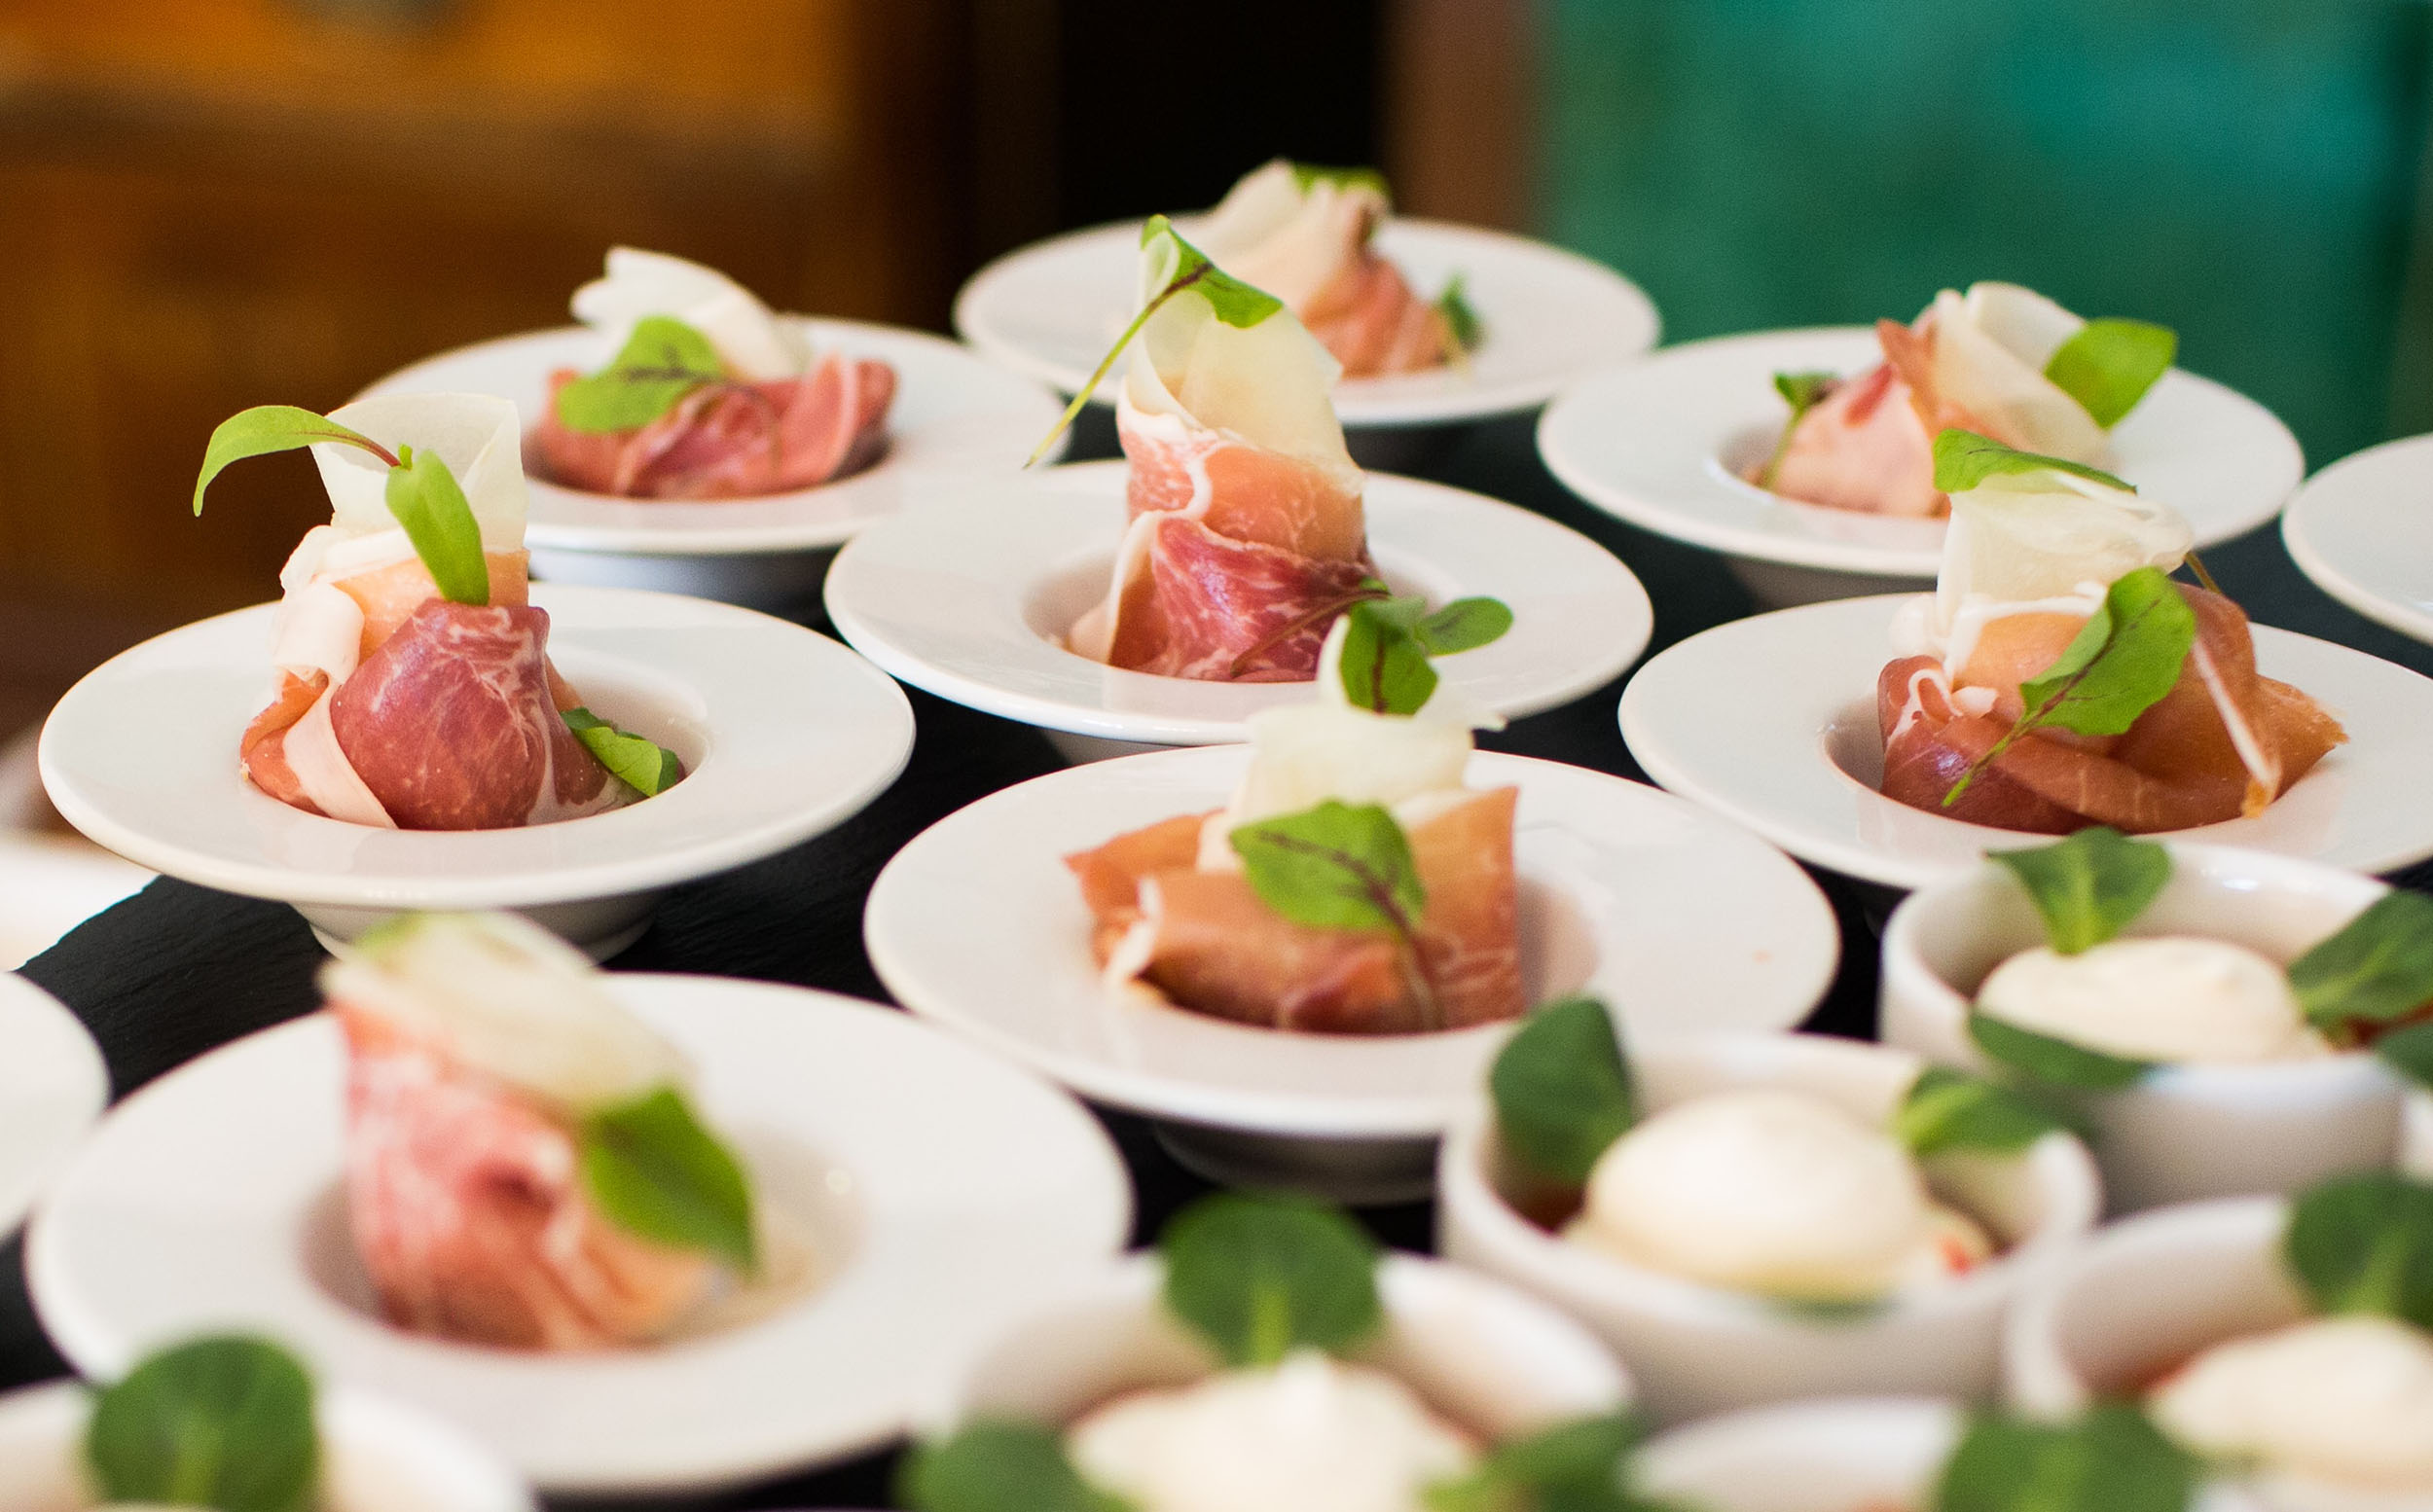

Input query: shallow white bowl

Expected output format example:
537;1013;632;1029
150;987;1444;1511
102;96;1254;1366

1538;328;2302;608
2407;1090;2433;1180
26;976;1132;1495
954;218;1659;431
1618;594;2433;889
1633;1396;1962;1512
0;977;106;1240
2282;432;2433;648
863;744;1837;1204
38;583;914;955
1882;843;2408;1212
357;318;1070;606
927;1250;1627;1444
1437;1032;2102;1423
824;459;1652;760
0;1375;532;1511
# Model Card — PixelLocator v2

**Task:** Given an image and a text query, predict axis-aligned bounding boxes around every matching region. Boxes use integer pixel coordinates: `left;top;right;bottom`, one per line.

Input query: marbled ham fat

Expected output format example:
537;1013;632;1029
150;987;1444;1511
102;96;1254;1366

531;351;894;499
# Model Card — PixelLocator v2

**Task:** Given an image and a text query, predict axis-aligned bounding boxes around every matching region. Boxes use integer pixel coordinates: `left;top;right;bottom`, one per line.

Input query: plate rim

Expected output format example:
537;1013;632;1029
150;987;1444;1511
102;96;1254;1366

0;976;108;1239
2281;432;2433;646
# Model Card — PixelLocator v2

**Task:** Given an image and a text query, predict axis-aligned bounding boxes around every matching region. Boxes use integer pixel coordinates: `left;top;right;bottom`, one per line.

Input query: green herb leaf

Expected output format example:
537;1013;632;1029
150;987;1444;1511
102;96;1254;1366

1029;215;1284;466
1757;371;1843;488
382;443;490;607
1289;161;1393;200
1230;800;1425;934
2045;319;2176;429
1491;996;1635;1186
2378;1022;2433;1092
2283;1170;2433;1330
1931;428;2133;495
1968;1010;2153;1090
553;314;725;434
1416;596;1514;655
1897;1065;2073;1156
1989;827;2172;955
1768;1295;1889;1325
2287;891;2433;1035
1426;1412;1685;1512
1160;1191;1382;1367
86;1335;319;1512
897;1422;1132;1512
1338;598;1440;715
1934;1405;2197;1512
1436;273;1483;353
563;707;684;797
577;1084;756;1271
192;405;397;516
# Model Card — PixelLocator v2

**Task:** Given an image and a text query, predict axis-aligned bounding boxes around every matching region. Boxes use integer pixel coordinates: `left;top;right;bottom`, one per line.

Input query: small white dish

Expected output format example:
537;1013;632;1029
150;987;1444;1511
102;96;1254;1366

927;1250;1627;1443
0;977;106;1240
38;583;915;956
864;743;1837;1203
2282;433;2433;648
2403;1089;2433;1180
1437;1032;2102;1423
954;218;1659;430
1539;328;2303;607
1882;843;2410;1212
0;1374;533;1511
1618;593;2433;890
359;319;1071;606
825;459;1652;762
0;836;150;972
1633;1396;1962;1512
26;975;1132;1496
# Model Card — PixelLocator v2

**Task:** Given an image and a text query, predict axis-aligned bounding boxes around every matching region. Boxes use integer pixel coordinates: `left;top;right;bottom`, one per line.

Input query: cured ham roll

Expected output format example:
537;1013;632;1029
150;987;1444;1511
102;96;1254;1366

1196;160;1459;378
236;395;636;830
326;912;748;1350
1068;229;1377;683
1875;453;2343;834
1763;283;2155;518
528;248;895;498
1067;621;1524;1034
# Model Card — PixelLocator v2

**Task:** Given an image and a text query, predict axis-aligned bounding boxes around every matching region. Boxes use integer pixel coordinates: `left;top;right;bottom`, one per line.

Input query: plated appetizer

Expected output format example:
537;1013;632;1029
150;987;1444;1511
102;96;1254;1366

1877;431;2342;834
195;396;683;832
903;1191;1630;1512
1067;600;1517;1035
528;248;895;499
1194;159;1476;378
1756;282;2173;519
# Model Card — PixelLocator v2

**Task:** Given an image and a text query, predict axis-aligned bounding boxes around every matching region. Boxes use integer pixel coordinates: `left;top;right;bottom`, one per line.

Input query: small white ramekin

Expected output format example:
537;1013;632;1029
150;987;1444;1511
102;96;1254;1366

1436;1031;2101;1422
2403;1088;2433;1180
1881;843;2408;1213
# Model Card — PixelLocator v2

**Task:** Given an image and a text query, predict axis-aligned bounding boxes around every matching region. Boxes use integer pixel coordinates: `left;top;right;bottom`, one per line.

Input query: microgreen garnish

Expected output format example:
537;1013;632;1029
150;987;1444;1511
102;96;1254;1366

897;1422;1132;1512
1436;273;1484;354
577;1085;756;1271
1967;1010;2154;1090
1335;593;1513;715
1942;566;2196;808
1229;799;1437;1024
1491;995;1635;1186
1931;428;2133;495
86;1335;319;1512
2379;1021;2433;1090
1896;1065;2074;1156
2044;319;2176;429
2286;891;2433;1039
193;406;490;606
1289;161;1392;199
2281;1170;2433;1329
1757;370;1840;488
554;314;726;434
1160;1191;1383;1367
1426;1412;1689;1512
1990;828;2172;955
1768;1295;1889;1325
1029;216;1285;466
1932;1405;2197;1512
562;707;684;797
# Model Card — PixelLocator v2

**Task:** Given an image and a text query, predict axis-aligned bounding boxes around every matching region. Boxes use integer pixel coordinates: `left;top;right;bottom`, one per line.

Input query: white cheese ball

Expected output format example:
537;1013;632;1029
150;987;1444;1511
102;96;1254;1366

2150;1314;2433;1493
1066;1351;1474;1512
1566;1089;1987;1301
1978;937;2326;1064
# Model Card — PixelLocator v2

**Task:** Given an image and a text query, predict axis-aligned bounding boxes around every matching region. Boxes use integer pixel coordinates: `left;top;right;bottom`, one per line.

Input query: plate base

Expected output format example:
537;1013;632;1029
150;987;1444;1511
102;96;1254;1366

530;545;834;615
1152;1122;1437;1206
301;891;661;960
1726;557;1932;610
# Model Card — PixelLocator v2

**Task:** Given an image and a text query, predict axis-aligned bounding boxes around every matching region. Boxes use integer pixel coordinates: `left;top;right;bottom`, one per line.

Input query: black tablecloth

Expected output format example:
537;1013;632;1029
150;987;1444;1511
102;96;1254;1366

13;411;2433;1509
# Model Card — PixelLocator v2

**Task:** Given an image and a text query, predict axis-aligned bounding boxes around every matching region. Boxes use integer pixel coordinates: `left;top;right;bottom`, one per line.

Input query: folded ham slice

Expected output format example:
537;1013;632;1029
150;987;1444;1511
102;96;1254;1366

531;352;895;499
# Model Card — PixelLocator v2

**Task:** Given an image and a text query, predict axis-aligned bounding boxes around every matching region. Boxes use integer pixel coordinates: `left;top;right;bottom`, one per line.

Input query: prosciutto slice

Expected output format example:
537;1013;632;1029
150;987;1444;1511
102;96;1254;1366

530;352;895;499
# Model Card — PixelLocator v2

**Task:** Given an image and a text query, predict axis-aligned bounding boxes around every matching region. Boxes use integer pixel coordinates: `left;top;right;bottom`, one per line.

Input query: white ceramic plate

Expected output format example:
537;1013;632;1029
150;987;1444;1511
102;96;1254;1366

954;219;1660;429
27;976;1132;1495
824;460;1653;749
0;976;106;1239
38;584;914;953
358;319;1070;558
2282;432;2433;646
1618;594;2433;889
864;744;1838;1147
1539;328;2303;590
